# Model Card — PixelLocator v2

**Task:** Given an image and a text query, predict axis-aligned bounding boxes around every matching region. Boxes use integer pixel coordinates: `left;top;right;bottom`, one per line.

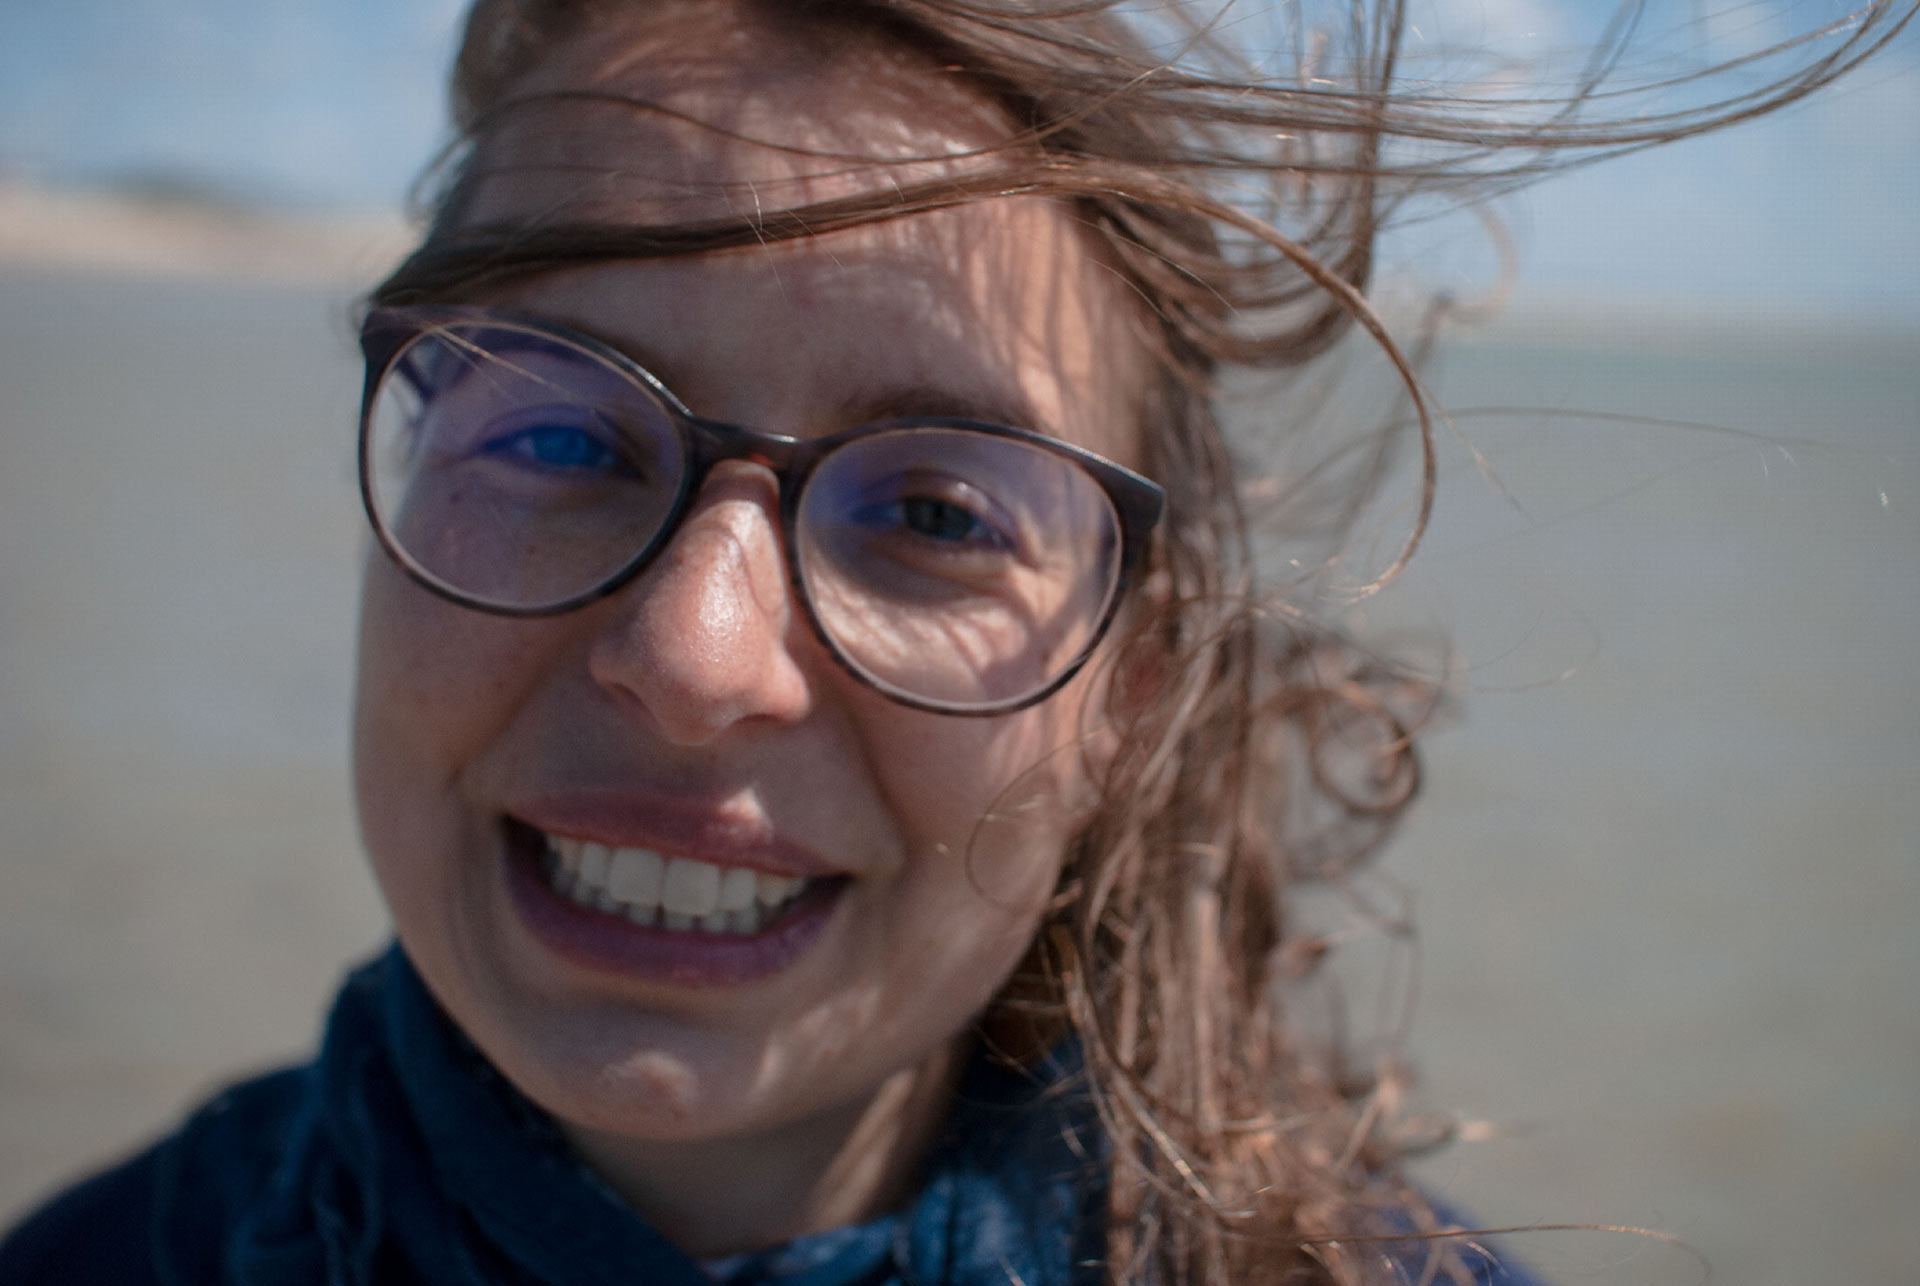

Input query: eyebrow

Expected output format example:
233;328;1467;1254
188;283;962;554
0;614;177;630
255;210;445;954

549;313;1050;439
842;386;1046;435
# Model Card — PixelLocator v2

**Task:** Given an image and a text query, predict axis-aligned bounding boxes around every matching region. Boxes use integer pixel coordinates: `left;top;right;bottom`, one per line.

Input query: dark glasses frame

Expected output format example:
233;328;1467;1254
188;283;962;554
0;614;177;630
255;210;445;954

358;305;1165;715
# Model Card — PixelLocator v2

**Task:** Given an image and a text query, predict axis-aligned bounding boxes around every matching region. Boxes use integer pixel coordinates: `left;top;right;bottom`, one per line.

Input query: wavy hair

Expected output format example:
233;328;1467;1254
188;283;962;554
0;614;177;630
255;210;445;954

369;1;1917;1281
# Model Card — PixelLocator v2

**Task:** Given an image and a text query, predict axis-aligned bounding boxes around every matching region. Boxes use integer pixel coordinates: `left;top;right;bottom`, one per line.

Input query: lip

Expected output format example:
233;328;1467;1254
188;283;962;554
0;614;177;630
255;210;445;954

507;790;841;880
499;808;846;986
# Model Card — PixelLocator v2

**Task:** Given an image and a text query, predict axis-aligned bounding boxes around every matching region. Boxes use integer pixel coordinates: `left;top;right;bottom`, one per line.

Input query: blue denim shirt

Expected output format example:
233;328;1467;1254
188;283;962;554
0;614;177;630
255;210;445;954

0;946;1537;1285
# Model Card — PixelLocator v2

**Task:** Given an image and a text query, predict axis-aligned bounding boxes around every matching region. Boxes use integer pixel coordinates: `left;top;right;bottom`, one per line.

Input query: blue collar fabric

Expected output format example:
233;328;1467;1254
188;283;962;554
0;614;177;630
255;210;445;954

162;946;1105;1286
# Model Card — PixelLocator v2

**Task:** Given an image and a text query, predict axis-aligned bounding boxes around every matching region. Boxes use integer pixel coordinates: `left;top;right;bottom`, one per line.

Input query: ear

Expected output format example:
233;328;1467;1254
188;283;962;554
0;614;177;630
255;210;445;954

1103;567;1173;724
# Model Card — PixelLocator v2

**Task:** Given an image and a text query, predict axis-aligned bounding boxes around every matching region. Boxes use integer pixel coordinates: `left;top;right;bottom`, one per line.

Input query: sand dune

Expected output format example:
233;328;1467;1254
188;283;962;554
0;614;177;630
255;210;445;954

0;182;415;286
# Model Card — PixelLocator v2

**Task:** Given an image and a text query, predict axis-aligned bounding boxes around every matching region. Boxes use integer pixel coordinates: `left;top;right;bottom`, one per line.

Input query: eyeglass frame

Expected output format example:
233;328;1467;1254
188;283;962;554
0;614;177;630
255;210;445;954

357;304;1166;716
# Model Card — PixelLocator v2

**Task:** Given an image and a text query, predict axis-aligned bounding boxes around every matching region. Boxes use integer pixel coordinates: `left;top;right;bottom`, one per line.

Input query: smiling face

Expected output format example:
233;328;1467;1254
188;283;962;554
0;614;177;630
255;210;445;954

352;4;1143;1252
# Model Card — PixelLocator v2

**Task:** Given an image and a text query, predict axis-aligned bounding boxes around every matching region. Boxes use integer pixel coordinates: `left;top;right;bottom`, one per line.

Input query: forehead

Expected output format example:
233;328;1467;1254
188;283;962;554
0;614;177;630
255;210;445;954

452;4;1144;459
461;4;1013;227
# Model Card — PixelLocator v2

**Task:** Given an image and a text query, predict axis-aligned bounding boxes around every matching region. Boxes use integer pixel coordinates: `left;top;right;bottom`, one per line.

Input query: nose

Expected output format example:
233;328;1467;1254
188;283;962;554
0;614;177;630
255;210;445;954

586;462;813;744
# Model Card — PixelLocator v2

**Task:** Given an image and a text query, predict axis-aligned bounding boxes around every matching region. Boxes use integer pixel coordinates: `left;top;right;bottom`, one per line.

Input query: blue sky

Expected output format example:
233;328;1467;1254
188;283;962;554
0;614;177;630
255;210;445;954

0;0;465;208
2;0;1914;320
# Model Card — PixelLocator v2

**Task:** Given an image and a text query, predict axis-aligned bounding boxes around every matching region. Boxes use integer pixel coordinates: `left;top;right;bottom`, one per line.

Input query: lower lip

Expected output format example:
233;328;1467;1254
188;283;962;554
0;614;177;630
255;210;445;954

502;836;843;986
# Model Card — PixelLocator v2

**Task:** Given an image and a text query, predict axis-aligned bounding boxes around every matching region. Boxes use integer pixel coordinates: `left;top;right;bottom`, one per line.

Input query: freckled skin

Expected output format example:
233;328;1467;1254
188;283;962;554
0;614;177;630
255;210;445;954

352;4;1143;1258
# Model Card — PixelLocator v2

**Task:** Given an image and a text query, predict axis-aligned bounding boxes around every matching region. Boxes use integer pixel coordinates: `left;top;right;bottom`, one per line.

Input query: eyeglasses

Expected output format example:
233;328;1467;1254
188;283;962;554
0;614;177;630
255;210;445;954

358;307;1164;716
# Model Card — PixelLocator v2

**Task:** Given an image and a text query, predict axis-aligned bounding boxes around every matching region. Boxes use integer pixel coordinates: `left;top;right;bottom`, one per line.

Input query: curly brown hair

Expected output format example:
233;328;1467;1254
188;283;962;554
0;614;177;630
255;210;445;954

368;2;1916;1281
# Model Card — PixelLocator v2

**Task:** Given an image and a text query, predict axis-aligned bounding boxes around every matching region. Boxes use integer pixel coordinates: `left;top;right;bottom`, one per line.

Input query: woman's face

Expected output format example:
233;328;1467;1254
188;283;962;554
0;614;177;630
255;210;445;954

352;6;1139;1223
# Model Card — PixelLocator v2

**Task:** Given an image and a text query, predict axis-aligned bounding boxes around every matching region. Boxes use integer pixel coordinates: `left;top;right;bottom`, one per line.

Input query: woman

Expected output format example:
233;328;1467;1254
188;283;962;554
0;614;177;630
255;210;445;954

3;1;1907;1283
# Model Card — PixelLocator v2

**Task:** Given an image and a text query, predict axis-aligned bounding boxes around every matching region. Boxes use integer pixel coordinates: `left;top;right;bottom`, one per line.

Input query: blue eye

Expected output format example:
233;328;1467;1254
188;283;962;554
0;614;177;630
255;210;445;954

482;421;634;476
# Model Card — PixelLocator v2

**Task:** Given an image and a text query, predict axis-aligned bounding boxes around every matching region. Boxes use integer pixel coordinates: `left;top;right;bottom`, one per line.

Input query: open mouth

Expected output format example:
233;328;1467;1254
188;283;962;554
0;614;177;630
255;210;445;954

508;818;829;937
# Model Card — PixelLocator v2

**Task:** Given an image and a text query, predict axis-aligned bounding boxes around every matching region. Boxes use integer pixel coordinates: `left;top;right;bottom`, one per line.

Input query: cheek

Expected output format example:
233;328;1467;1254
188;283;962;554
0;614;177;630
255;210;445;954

862;672;1102;913
351;562;552;887
849;690;1102;1060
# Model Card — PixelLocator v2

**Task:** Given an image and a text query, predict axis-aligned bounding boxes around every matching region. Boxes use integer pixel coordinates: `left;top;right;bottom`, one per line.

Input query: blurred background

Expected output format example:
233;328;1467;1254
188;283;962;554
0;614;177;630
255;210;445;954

0;3;1914;1283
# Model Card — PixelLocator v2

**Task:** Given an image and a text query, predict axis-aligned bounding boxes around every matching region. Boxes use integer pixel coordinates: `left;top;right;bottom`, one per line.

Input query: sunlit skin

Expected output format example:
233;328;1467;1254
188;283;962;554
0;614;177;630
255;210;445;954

352;3;1146;1261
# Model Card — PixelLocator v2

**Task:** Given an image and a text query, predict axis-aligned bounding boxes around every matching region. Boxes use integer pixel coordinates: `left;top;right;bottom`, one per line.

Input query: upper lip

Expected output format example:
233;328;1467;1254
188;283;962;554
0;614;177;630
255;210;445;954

507;789;840;880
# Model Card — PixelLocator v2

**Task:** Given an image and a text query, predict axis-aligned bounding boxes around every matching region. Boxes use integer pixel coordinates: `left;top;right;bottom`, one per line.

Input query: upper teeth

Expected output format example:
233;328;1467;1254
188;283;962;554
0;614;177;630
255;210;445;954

545;836;808;933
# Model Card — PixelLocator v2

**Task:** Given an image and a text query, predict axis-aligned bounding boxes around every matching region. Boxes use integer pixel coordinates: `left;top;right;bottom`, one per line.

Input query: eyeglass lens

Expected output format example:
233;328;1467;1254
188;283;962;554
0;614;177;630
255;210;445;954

362;321;1126;710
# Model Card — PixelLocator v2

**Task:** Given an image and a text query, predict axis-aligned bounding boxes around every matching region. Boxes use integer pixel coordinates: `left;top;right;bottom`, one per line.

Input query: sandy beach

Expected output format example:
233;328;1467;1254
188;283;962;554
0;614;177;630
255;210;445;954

1;195;1915;1284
